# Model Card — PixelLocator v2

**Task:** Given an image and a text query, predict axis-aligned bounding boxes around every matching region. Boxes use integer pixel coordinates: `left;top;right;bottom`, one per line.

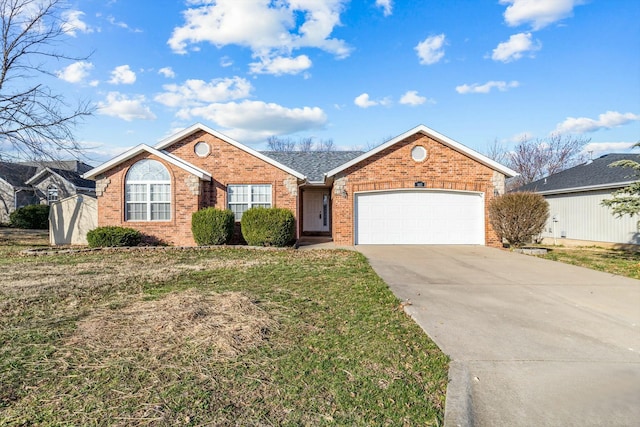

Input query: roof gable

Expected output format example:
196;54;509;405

325;124;518;178
154;123;305;180
26;167;96;189
518;153;639;194
83;144;212;181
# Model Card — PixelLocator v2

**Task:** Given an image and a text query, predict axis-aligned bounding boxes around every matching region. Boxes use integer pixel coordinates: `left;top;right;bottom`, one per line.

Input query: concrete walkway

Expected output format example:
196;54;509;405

357;245;640;427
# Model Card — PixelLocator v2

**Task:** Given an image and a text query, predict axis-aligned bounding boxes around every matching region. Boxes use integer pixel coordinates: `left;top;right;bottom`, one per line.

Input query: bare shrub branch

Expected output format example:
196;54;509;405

489;192;549;247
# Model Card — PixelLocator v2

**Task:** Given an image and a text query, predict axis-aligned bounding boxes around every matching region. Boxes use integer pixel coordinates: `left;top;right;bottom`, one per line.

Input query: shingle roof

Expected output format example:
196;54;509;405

50;168;96;189
0;162;37;188
261;151;364;182
518;153;639;194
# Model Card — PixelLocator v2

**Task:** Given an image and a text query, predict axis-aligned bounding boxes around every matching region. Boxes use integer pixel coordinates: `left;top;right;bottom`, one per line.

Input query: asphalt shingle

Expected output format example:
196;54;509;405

261;151;364;182
518;153;639;193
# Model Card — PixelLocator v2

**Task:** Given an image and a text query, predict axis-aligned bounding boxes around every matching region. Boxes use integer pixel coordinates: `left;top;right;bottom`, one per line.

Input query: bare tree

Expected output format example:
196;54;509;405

266;136;336;152
487;134;590;187
0;0;92;161
267;136;296;151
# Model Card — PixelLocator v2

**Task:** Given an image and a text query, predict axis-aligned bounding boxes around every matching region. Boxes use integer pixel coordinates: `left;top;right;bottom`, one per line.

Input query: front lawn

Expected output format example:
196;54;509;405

0;236;448;425
539;247;640;280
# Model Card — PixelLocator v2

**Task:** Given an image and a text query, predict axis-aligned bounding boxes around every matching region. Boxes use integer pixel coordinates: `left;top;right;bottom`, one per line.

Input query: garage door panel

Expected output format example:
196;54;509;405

355;190;484;245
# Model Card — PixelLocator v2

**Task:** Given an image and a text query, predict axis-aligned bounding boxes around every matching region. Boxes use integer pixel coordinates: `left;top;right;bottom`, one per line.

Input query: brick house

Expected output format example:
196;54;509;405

83;123;516;246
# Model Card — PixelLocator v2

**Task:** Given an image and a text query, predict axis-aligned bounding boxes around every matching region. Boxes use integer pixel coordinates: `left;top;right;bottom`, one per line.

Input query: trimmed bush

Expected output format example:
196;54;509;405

10;204;50;229
191;208;235;245
86;226;142;248
489;192;549;248
241;207;295;247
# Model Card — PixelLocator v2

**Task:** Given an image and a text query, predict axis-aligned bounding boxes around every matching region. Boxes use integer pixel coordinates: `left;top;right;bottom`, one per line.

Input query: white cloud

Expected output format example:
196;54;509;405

108;65;136;85
97;92;156;122
415;34;446;65
583;141;637;158
158;67;176;78
155;77;253;107
249;55;312;75
492;32;541;62
107;15;142;33
220;56;233;67
56;61;94;83
354;93;391;108
376;0;393;16
499;0;583;30
168;0;351;75
399;90;427;106
176;100;327;143
555;111;640;134
456;80;520;94
62;10;93;36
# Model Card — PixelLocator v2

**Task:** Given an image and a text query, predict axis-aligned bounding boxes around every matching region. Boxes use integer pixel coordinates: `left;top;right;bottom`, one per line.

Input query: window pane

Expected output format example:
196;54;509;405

127;159;170;181
127;203;147;221
251;185;271;203
126;184;147;202
151;203;171;220
150;184;170;202
228;185;248;203
229;203;248;221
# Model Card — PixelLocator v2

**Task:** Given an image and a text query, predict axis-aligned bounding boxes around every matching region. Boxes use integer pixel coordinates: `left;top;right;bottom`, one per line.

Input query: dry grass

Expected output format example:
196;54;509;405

69;289;274;361
0;233;449;426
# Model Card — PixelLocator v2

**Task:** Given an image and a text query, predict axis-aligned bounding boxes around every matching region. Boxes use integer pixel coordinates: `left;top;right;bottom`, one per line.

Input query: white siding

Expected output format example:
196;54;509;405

49;195;97;245
540;190;639;244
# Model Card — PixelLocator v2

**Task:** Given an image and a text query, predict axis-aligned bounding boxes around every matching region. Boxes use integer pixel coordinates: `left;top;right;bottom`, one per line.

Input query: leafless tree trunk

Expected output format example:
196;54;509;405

0;0;92;161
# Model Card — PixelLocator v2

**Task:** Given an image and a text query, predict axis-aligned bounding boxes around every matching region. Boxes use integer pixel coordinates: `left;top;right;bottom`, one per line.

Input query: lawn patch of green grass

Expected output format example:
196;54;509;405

540;247;640;280
0;243;448;425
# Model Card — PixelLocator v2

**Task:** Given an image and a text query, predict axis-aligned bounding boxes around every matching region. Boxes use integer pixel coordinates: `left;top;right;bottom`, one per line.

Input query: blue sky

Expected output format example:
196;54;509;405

44;0;640;164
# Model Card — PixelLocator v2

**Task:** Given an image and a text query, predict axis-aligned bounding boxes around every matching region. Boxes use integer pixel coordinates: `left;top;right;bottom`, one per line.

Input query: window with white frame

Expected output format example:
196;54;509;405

227;184;272;220
47;185;58;203
125;159;171;221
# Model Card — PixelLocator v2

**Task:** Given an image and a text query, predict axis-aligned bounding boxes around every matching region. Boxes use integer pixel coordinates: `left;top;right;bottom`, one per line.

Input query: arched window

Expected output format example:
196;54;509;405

125;159;171;221
47;185;58;203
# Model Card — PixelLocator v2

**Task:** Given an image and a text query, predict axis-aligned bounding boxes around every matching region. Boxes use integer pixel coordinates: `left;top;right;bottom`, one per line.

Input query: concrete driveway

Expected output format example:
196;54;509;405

357;245;640;427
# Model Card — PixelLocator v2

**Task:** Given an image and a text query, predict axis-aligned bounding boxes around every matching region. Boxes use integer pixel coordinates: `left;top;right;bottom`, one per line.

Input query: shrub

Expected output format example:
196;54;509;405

241;207;295;247
489;192;549;248
10;204;50;229
191;208;235;245
86;226;142;248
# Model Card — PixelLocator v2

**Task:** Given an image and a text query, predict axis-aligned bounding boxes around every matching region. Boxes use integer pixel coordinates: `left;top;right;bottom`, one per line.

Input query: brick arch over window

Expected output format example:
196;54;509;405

125;159;171;221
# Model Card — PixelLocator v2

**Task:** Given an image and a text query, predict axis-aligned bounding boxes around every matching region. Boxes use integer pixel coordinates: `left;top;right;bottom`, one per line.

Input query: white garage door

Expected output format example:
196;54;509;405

355;190;485;245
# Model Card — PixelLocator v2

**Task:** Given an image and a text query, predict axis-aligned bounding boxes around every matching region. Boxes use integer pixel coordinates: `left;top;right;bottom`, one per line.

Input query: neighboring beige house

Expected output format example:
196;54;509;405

0;160;95;224
49;194;97;245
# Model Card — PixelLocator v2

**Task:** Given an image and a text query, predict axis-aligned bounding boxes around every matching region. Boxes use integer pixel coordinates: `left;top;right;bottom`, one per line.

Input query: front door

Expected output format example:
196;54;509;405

303;190;330;233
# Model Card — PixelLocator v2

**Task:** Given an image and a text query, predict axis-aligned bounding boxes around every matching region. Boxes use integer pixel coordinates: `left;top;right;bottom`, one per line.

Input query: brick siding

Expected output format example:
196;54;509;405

331;133;504;247
96;130;299;246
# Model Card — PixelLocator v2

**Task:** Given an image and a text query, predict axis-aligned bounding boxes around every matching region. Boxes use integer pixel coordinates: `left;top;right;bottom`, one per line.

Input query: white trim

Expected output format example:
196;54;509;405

533;181;637;196
325;124;518;178
82;144;212;181
25;167;54;185
154;123;306;180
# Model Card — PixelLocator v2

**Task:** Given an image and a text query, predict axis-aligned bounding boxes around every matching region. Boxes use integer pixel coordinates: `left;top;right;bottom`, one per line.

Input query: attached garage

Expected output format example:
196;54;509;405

354;190;485;245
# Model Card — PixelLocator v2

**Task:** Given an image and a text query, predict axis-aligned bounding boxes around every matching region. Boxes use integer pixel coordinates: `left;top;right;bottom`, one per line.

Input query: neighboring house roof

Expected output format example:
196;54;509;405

19;160;93;174
0;161;37;189
325;124;518;178
83;144;213;181
26;167;96;190
518;153;639;195
262;151;364;183
154;123;306;180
